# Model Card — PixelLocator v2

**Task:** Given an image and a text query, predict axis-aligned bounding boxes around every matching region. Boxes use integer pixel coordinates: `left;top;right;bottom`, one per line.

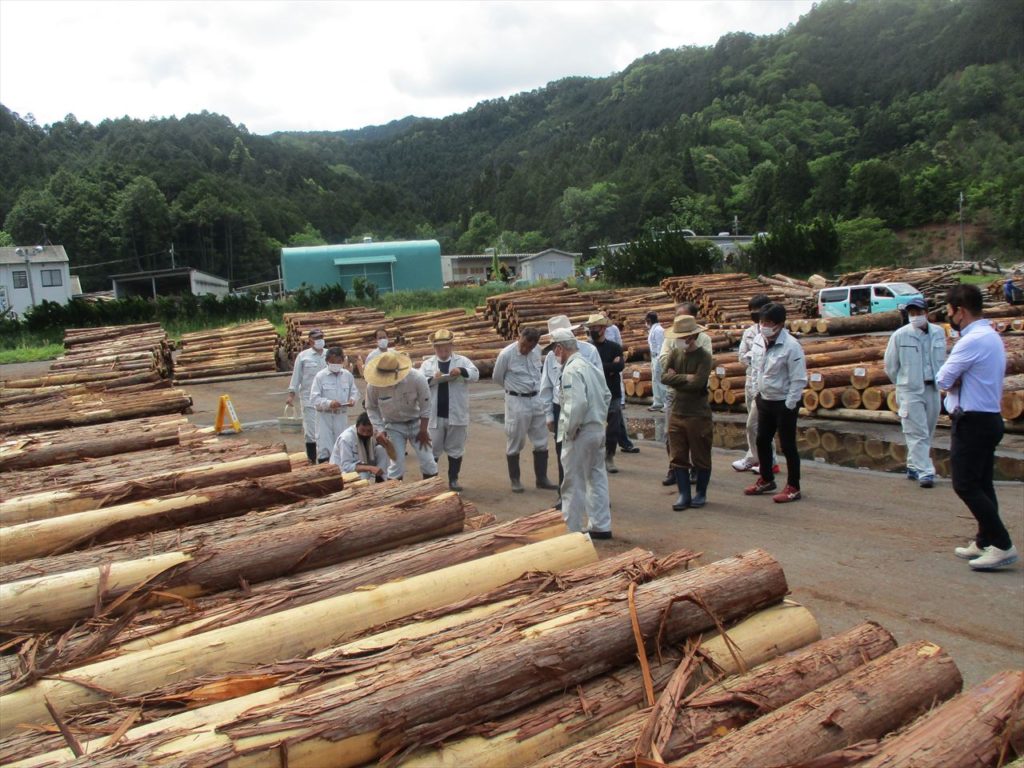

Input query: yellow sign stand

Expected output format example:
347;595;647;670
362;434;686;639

214;394;243;434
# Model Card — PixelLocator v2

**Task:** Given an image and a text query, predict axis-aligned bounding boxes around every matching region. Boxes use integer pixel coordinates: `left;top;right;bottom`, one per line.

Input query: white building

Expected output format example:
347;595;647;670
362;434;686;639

0;245;73;317
518;249;577;283
441;248;579;285
110;267;230;299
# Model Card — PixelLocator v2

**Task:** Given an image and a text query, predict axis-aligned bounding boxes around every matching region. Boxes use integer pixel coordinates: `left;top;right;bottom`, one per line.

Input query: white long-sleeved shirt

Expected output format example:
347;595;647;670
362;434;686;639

365;368;432;430
288;347;327;404
493;342;543;395
884;322;947;395
310;367;359;412
749;328;808;410
539;341;601;421
420;353;480;427
330;425;385;473
936;319;1005;413
557;352;611;443
647;323;665;358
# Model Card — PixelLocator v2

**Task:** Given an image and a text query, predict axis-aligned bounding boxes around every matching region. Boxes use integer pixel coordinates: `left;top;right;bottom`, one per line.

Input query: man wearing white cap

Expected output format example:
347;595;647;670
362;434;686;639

310;345;359;463
884;296;946;488
421;328;480;491
493;326;558;493
364;350;438;481
286;328;327;464
540;315;601;504
547;327;612;537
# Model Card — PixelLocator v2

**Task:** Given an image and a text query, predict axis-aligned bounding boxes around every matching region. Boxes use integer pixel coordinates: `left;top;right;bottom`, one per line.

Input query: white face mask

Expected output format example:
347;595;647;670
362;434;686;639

761;325;780;339
313;339;325;350
328;363;343;373
910;315;928;329
377;339;388;350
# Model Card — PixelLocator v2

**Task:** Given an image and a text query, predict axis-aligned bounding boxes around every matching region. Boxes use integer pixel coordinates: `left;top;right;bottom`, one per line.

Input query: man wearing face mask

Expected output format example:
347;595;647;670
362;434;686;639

286;328;328;464
363;327;391;367
733;294;777;474
601;319;640;454
937;284;1017;571
421;328;480;492
547;328;612;537
884;297;947;489
310;346;359;463
585;314;627;473
744;303;807;503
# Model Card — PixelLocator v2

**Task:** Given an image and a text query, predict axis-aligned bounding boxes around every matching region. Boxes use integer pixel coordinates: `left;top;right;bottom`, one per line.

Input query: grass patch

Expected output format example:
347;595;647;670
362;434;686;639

958;273;998;285
0;343;64;365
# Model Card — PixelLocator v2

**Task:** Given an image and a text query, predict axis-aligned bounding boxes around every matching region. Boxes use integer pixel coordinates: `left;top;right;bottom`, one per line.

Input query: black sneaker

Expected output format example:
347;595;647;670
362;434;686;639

587;529;613;540
621;446;640;454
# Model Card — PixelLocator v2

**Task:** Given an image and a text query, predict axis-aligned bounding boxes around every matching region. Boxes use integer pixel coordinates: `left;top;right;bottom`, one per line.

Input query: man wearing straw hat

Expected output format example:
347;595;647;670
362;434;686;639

493;327;559;493
661;315;714;510
286;328;327;464
421;328;480;492
546;327;613;537
364;350;438;481
540;315;601;506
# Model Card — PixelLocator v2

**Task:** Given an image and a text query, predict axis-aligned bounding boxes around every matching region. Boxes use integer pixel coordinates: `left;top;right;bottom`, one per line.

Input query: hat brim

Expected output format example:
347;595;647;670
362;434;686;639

666;325;706;338
363;353;413;386
541;323;581;340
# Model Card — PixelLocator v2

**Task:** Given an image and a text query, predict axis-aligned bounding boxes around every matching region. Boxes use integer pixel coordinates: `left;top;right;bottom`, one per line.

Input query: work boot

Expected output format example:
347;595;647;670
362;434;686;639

606;454;619;474
507;454;524;493
661;468;675;486
691;468;711;508
422;473;438;480
448;456;463;492
533;450;558;490
672;469;691;511
305;441;317;465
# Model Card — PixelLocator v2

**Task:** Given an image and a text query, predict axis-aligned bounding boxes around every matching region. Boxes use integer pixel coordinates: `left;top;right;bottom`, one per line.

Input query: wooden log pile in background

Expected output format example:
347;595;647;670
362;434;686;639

56;323;173;379
173;320;282;382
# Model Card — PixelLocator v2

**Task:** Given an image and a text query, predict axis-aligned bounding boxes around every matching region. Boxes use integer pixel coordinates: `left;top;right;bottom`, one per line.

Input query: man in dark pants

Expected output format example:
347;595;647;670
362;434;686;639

586;313;626;474
744;303;807;503
937;284;1017;571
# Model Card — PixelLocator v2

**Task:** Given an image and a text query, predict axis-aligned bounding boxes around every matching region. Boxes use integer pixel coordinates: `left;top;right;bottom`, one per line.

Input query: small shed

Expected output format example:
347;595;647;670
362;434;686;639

281;240;442;294
519;249;578;283
110;268;230;299
0;245;73;317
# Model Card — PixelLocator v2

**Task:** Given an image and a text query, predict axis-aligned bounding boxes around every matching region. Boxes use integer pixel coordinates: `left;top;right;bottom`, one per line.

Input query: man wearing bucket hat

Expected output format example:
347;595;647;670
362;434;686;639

493;326;559;493
585;313;627;473
421;328;480;492
884;296;947;488
286;328;328;464
540;315;601;505
661;315;714;510
547;327;613;537
364;350;438;481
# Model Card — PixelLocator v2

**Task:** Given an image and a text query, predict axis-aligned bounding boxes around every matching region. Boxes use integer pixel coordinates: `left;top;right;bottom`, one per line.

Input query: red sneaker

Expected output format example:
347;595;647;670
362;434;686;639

750;464;781;475
744;478;777;496
772;485;802;503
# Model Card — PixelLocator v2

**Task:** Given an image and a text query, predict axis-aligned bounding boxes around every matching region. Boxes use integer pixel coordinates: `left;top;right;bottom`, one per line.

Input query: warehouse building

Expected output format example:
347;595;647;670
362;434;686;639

441;248;578;285
110;267;230;299
0;245;73;317
281;240;442;294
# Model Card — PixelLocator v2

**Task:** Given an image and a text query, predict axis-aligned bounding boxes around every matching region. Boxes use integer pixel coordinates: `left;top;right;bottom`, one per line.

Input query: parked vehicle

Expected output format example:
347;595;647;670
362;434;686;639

817;282;925;318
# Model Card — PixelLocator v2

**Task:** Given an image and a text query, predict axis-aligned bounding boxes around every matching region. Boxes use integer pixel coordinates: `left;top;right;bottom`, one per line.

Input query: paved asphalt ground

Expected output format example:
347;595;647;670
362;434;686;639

4;360;1021;687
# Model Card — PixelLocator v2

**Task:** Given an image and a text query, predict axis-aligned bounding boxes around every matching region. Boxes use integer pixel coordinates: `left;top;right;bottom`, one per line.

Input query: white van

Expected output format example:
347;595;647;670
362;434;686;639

817;282;925;318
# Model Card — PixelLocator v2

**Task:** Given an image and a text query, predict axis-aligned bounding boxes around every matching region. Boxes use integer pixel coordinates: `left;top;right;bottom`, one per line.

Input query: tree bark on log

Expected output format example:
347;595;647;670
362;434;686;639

1;452;295;524
0;532;597;737
0;486;466;633
531;621;898;768
821;311;904;336
669;641;962;768
0;462;345;564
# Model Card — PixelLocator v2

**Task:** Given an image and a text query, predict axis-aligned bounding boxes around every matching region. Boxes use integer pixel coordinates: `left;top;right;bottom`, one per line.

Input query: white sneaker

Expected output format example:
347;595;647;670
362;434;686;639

954;540;984;560
969;545;1020;571
732;457;756;472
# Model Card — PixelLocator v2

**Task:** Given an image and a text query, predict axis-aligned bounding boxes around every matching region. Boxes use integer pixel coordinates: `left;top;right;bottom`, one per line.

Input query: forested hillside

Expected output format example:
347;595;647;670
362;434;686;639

1;0;1021;290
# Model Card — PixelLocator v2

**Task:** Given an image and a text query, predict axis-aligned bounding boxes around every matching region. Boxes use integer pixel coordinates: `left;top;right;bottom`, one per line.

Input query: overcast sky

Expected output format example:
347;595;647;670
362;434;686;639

1;0;815;135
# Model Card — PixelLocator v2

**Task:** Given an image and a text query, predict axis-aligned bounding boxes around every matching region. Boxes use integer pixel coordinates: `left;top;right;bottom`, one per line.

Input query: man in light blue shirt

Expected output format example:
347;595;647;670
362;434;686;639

645;311;666;412
936;284;1016;571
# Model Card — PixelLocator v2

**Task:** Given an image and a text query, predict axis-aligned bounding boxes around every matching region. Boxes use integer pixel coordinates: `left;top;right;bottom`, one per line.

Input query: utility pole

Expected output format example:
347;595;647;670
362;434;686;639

170;242;176;269
958;192;966;260
733;215;740;236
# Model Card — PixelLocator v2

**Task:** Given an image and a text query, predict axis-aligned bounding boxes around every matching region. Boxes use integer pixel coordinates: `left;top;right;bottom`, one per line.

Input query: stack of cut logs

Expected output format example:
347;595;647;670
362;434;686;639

485;281;600;338
173;320;282;382
283;308;389;362
660;273;813;323
56;323;174;379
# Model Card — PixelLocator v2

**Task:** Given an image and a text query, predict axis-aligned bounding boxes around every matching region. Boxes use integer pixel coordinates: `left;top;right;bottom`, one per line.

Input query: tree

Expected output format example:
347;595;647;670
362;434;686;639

847;159;903;225
0;230;12;247
287;224;328;247
558;182;620;252
602;229;718;286
455;211;499;253
835;217;904;269
114;176;172;271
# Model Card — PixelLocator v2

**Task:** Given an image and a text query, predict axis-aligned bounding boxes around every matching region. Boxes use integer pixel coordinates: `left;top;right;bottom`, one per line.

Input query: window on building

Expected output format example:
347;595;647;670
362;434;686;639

41;269;63;287
12;270;28;289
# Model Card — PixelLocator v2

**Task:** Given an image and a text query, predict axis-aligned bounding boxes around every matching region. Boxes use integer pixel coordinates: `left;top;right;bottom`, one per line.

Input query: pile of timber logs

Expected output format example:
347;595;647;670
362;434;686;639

485;281;600;338
0;385;193;435
661;272;818;323
173;320;282;382
56;323;173;379
282;308;388;362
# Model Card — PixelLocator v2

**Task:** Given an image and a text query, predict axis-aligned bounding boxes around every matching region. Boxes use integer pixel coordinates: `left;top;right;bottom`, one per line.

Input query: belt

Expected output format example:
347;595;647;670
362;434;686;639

924;380;935;386
507;390;538;398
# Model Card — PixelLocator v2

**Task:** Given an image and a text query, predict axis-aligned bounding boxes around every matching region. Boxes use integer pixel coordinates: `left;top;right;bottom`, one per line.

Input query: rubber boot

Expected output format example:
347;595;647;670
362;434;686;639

305;441;317;465
507;454;524;493
691;468;711;508
448;456;463;492
672;469;691;511
533;450;559;489
422;473;438;479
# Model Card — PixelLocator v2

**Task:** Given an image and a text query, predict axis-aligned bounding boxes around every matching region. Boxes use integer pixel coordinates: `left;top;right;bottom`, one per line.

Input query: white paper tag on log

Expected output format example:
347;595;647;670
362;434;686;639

633;371;641;379
810;373;822;382
854;367;866;376
716;366;726;376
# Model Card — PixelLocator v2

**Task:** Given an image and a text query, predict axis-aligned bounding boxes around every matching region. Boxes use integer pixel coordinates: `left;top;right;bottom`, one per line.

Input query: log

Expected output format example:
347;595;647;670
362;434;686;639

0;486;465;633
850;364;889;390
804;669;1024;768
821;311;904;336
816;387;847;410
532;621;898;768
861;385;895;411
669;640;963;768
841;388;863;409
25;549;787;766
1;452;295;524
400;602;822;768
0;532;598;736
0;463;348;567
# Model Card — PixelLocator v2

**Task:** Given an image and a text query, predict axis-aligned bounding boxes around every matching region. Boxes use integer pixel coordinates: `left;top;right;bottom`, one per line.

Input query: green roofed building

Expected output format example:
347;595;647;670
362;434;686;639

281;239;442;294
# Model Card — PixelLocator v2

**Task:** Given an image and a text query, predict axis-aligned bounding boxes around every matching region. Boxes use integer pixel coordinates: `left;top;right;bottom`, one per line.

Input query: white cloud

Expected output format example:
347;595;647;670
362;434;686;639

0;0;815;134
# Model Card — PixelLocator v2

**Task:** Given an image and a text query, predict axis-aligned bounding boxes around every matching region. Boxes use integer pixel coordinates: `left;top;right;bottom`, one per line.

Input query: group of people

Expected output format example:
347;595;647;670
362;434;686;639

285;282;1016;571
